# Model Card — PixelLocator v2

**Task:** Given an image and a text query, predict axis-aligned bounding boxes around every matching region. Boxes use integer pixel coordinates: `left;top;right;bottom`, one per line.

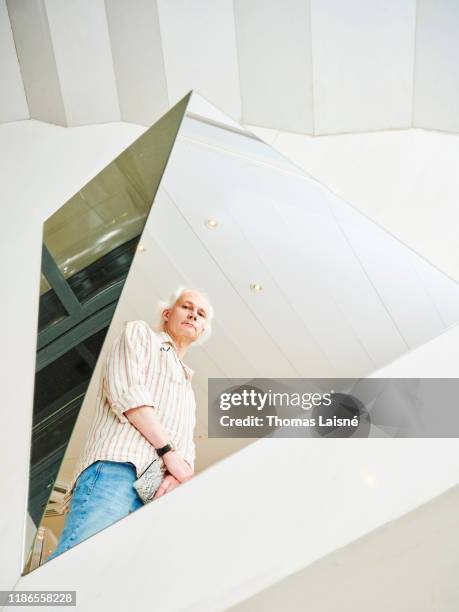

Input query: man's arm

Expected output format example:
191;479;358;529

124;405;193;483
124;405;169;448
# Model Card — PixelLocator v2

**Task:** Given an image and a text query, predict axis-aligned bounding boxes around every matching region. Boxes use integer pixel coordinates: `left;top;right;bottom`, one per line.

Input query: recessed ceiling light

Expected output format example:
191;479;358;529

137;243;146;252
250;283;263;292
205;218;218;229
361;469;378;489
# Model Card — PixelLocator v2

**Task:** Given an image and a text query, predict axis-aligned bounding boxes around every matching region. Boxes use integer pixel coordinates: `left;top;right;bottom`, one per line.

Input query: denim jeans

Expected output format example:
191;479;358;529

48;460;143;561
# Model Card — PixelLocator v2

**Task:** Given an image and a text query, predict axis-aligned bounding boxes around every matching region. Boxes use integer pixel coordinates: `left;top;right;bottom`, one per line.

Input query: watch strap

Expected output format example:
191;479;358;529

156;442;175;457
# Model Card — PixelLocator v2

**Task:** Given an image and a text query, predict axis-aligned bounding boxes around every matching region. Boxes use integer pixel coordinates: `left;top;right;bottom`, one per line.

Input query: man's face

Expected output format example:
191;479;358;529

163;290;209;343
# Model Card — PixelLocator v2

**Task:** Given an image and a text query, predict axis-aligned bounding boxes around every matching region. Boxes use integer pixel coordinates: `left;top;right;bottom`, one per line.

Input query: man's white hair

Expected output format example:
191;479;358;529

154;287;214;345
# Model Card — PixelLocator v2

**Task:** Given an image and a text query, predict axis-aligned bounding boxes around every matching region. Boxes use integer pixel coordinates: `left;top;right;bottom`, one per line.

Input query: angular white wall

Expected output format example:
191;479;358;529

44;0;119;126
7;0;119;126
0;0;28;123
105;0;169;126
4;0;459;134
6;0;66;125
414;0;459;133
311;0;416;134
229;486;459;612
235;0;417;134
273;128;459;281
157;0;241;119
234;0;313;133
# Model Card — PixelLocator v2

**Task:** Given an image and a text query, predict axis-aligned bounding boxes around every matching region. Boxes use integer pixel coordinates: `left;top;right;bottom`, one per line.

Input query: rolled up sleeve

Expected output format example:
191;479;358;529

103;320;158;423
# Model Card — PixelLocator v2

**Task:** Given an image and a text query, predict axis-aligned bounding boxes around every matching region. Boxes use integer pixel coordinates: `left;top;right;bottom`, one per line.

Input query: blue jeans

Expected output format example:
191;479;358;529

48;460;143;561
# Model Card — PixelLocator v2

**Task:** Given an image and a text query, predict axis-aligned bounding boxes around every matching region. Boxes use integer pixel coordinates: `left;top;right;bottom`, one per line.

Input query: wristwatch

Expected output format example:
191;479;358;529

156;442;176;457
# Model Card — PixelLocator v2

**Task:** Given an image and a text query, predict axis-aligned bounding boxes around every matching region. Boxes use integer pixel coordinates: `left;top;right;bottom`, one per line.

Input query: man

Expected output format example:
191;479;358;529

48;287;212;560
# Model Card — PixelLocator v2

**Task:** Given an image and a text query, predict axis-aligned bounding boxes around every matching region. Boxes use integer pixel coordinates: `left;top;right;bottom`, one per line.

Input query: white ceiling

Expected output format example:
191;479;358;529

309;0;415;134
3;0;459;135
157;0;241;121
0;0;28;123
414;0;459;133
235;0;314;133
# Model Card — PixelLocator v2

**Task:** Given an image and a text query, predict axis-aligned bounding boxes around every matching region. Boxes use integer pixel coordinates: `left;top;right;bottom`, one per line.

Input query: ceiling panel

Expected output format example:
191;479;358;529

311;0;416;134
105;0;169;126
6;0;66;125
273;129;459;282
234;0;313;133
329;196;449;349
0;0;28;123
157;0;241;119
44;0;120;125
413;0;459;133
261;189;407;366
409;253;459;329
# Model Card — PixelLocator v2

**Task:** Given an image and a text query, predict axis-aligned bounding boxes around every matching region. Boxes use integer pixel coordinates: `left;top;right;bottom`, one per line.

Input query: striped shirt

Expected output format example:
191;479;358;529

62;320;196;510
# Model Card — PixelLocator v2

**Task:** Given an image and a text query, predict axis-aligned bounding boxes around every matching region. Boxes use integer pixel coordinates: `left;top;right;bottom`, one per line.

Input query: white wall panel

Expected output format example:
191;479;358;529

105;0;169;126
44;0;120;126
230;488;459;612
311;0;416;134
228;188;377;376
6;0;66;125
409;252;459;329
12;436;459;611
234;0;313;134
0;0;28;123
414;0;459;132
372;324;459;378
329;197;448;349
273;128;459;281
157;0;241;120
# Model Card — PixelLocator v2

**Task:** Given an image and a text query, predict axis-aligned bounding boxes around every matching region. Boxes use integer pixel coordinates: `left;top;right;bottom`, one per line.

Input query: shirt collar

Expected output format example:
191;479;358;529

157;330;194;381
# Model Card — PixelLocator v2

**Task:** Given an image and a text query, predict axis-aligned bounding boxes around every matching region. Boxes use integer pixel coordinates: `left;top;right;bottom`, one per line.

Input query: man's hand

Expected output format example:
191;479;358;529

163;451;193;483
153;473;180;499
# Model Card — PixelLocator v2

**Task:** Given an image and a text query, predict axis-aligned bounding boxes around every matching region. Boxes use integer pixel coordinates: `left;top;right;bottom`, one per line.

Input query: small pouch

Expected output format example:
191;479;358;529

134;458;166;504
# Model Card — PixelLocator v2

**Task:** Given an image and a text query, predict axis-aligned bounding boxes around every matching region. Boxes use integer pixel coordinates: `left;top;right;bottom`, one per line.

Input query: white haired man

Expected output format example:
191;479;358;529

48;288;212;560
